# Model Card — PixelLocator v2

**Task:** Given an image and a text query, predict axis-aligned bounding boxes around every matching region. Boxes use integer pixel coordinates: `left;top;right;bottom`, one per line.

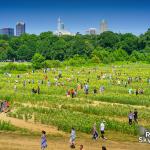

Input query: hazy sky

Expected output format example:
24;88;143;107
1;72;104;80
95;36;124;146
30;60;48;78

0;0;150;35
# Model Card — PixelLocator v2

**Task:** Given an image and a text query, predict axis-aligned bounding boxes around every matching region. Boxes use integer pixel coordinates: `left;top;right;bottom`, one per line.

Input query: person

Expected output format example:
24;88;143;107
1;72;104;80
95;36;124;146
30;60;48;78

100;86;105;93
71;89;75;98
100;121;106;139
84;84;89;95
77;84;81;90
128;111;133;125
102;146;107;150
93;87;97;94
70;128;76;148
74;89;77;97
66;90;71;97
135;89;138;95
92;123;98;140
128;88;132;94
32;88;37;94
37;86;40;94
80;145;84;150
41;130;47;150
139;88;144;94
133;109;138;123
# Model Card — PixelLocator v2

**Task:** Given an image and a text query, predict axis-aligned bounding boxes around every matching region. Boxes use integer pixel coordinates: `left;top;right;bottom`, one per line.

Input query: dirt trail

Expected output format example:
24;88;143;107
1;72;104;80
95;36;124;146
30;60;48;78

47;94;150;109
0;132;149;150
0;113;65;136
0;112;150;150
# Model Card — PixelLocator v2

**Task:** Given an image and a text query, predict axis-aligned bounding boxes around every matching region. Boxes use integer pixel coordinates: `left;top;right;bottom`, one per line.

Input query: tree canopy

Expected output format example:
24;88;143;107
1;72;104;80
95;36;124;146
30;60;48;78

0;29;150;64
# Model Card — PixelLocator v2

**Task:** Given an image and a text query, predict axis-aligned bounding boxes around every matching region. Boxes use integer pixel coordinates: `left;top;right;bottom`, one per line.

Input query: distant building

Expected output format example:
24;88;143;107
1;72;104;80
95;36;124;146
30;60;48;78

55;17;72;36
16;21;25;36
86;28;97;35
100;20;108;33
0;28;14;36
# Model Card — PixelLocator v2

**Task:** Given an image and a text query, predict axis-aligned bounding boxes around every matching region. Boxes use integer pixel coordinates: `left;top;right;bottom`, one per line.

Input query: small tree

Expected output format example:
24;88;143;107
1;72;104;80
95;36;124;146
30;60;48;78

32;53;45;69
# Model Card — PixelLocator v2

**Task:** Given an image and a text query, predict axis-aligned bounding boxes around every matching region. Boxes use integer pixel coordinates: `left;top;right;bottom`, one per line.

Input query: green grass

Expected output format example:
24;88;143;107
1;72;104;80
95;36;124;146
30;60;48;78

0;62;150;136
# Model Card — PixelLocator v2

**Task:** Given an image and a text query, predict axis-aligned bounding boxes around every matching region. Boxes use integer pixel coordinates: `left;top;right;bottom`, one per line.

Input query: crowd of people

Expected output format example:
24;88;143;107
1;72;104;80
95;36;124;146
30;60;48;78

3;67;148;150
40;127;107;150
128;87;144;95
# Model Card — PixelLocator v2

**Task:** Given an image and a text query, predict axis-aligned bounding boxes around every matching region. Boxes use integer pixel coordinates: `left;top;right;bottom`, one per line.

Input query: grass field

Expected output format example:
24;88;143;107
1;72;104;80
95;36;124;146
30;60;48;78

0;62;150;149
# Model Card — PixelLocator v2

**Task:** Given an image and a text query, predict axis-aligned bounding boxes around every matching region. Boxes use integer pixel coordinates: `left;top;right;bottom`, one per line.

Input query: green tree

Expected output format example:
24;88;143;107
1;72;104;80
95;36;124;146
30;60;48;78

97;31;119;49
32;53;45;69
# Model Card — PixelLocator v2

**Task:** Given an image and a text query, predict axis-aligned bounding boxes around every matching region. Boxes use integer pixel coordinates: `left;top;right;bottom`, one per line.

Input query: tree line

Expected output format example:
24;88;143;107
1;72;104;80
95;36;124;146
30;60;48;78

0;29;150;65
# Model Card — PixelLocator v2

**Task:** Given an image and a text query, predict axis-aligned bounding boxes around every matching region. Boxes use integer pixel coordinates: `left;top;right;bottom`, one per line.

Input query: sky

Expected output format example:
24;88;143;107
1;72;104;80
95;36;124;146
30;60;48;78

0;0;150;35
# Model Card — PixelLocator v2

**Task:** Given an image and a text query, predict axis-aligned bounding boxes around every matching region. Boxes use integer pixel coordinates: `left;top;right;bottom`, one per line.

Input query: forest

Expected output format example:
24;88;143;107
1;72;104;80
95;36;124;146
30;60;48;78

0;29;150;65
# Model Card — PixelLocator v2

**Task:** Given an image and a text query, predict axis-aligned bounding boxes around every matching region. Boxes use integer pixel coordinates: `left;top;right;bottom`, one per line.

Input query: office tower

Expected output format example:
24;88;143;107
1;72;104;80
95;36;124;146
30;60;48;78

56;17;71;35
16;21;25;36
0;28;14;36
86;28;96;35
100;20;108;33
89;28;96;35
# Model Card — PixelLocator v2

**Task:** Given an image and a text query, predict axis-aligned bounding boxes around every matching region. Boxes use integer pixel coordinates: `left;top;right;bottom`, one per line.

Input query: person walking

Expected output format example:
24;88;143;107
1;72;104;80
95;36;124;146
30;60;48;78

70;128;76;148
133;109;138;123
100;121;106;140
41;131;47;150
92;123;98;140
128;111;133;125
37;86;40;94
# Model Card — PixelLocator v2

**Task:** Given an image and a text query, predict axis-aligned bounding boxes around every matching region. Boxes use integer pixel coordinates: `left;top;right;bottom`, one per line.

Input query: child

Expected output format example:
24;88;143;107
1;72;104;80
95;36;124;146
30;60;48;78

41;131;47;150
92;123;98;140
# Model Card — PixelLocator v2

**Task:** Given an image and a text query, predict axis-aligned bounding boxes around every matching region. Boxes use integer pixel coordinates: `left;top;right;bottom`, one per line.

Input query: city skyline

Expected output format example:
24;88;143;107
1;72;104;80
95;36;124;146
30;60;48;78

0;0;150;35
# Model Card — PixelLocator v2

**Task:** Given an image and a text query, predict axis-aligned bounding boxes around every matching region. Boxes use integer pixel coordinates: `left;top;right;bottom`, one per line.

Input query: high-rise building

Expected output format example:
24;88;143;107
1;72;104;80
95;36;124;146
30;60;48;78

57;17;65;31
100;20;108;33
0;28;14;36
55;17;72;36
16;21;25;36
86;28;97;35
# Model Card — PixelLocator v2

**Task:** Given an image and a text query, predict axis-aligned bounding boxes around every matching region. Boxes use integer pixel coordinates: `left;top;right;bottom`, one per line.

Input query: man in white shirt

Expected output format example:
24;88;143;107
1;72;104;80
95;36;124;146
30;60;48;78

100;121;107;139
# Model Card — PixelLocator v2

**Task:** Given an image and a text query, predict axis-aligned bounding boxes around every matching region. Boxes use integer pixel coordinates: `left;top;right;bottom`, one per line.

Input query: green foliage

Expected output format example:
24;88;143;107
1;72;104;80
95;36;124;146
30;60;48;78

0;121;16;131
91;55;101;64
112;49;129;61
32;53;45;69
0;29;150;64
64;55;87;66
42;60;62;68
0;63;150;136
98;31;119;49
0;63;31;72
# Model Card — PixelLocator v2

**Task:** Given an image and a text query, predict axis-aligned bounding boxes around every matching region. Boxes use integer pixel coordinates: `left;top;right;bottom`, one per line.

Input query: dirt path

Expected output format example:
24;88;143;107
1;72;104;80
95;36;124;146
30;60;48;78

0;132;149;150
0;113;150;150
0;113;65;136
